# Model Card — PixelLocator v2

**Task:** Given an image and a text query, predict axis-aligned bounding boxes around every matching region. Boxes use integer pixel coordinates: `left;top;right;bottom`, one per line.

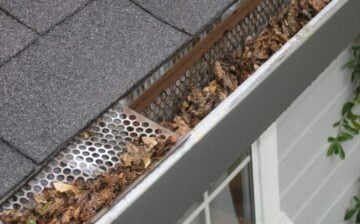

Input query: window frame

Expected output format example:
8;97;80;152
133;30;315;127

182;156;252;224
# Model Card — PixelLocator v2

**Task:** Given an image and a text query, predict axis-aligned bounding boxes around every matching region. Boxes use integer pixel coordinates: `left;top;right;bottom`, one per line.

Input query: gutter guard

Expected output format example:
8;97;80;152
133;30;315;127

1;0;359;223
0;105;178;212
96;0;360;223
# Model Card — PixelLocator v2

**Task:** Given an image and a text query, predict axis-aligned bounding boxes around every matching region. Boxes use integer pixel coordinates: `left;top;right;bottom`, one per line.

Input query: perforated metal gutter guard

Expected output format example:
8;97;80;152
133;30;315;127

95;0;360;223
1;0;359;223
0;105;181;211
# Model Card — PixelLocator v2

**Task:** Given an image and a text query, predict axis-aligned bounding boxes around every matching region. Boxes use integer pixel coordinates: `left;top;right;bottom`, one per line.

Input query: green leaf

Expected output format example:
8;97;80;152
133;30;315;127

338;143;346;159
342;102;354;116
344;124;359;135
328;142;346;159
354;196;360;204
327;137;336;142
347;111;359;120
345;207;358;220
327;142;337;156
356;211;360;223
351;119;360;130
333;121;341;127
337;132;353;142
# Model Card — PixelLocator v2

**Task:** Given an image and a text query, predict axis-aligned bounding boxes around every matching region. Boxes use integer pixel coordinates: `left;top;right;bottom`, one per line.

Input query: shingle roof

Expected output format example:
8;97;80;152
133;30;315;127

0;0;235;201
0;10;37;65
132;0;235;35
0;0;90;34
0;140;35;199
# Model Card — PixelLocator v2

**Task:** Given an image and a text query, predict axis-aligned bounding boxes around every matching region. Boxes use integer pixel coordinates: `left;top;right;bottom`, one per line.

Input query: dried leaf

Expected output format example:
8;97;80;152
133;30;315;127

0;137;179;224
80;130;93;139
167;135;178;145
173;116;191;135
141;136;158;150
144;156;152;169
34;193;48;204
209;80;218;95
214;61;225;80
223;74;238;92
309;0;328;11
255;50;270;60
53;182;78;193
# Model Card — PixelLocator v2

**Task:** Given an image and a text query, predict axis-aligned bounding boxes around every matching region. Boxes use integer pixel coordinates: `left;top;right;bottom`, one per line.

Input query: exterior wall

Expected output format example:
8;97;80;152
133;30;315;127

276;44;360;224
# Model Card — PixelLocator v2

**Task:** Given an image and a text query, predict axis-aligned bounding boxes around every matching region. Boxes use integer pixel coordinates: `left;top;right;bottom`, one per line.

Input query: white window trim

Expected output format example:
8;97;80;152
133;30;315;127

182;156;251;224
251;122;293;224
183;122;294;224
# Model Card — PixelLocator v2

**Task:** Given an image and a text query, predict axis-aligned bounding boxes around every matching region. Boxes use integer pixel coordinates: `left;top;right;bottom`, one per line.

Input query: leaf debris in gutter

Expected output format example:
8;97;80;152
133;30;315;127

161;0;330;135
0;0;330;223
0;136;177;224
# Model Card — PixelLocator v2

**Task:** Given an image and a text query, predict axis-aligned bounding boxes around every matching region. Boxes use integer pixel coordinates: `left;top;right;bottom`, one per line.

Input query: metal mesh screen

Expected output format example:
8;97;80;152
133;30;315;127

139;0;290;122
0;105;174;212
0;0;291;216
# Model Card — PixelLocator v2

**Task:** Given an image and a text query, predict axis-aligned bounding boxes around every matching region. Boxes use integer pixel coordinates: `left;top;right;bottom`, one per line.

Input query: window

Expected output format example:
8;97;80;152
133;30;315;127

179;155;254;224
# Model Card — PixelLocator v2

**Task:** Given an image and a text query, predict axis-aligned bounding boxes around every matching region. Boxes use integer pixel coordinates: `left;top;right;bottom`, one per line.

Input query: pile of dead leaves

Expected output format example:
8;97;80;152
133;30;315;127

161;0;330;135
0;136;177;224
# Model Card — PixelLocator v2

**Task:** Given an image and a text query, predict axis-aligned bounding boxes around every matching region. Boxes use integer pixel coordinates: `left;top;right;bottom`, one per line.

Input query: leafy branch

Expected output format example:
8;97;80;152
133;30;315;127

345;196;360;223
326;45;360;223
327;46;360;159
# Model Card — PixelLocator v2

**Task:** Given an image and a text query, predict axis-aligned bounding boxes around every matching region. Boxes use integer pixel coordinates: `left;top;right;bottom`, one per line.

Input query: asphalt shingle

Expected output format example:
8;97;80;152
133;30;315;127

132;0;235;35
0;10;37;65
0;0;189;163
0;0;90;33
0;140;35;199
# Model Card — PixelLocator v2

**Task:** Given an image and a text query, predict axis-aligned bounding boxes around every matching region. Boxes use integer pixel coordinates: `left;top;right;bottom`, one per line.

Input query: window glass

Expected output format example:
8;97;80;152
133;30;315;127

178;155;254;224
210;164;254;224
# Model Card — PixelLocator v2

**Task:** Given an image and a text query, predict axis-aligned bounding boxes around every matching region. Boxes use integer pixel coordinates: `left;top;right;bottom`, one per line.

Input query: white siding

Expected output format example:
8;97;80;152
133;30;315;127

277;45;360;224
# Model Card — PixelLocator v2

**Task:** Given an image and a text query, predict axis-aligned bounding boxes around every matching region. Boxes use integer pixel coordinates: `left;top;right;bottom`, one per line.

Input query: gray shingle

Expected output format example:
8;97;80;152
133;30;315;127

0;140;35;199
0;0;189;163
132;0;235;35
0;10;37;65
0;0;89;33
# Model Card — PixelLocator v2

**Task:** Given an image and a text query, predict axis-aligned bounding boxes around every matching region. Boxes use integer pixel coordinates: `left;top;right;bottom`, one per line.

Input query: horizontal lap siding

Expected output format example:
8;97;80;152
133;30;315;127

277;45;360;224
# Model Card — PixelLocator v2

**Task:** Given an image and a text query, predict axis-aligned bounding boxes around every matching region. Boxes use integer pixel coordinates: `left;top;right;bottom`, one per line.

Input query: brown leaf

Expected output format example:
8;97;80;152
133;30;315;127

144;156;152;169
223;74;238;92
209;80;217;95
141;136;158;151
255;49;269;60
173;116;191;135
120;143;152;169
166;135;178;145
214;61;225;80
80;130;93;139
53;182;78;193
309;0;327;11
34;193;48;204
